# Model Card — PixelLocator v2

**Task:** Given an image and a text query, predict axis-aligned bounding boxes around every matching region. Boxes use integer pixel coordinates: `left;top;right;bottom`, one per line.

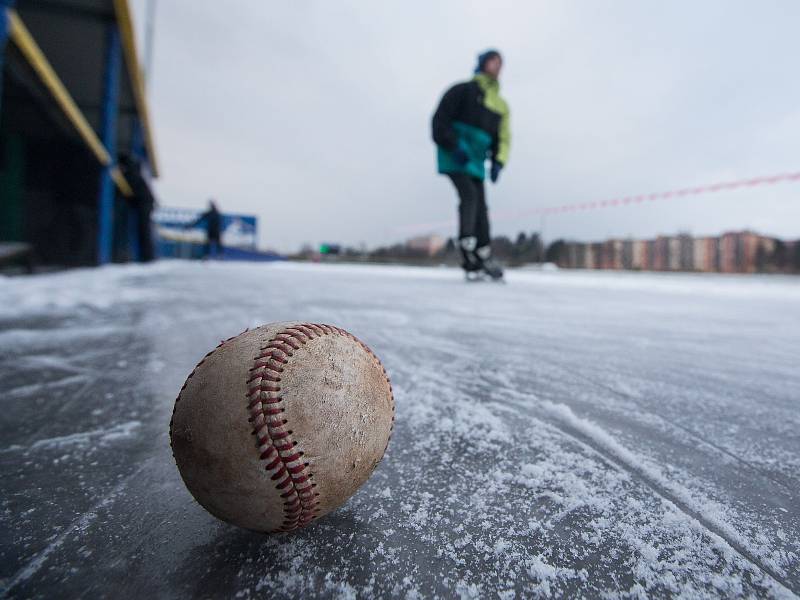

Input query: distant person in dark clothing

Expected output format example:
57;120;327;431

190;200;223;259
432;49;510;281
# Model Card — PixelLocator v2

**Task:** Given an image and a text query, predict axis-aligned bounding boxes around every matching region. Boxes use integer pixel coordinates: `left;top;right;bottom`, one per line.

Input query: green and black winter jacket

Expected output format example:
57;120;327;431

432;73;510;181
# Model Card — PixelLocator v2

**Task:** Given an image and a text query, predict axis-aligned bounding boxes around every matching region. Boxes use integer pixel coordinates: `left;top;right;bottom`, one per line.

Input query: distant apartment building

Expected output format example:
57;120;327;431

551;230;795;274
622;240;633;270
631;240;647;270
652;237;670;271
678;234;694;271
719;232;739;273
668;237;681;271
406;234;445;256
566;243;585;269
720;231;762;273
644;240;655;271
740;231;760;274
579;245;590;269
590;242;604;269
608;240;624;270
581;244;597;269
693;237;718;272
756;237;776;272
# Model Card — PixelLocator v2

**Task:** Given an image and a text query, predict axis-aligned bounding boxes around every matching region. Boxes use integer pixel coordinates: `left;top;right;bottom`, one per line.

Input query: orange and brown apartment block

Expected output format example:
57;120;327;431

552;231;797;274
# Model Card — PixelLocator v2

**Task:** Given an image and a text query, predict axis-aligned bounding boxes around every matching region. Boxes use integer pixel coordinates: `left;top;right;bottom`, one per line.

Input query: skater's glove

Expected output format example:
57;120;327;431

452;146;470;167
490;161;503;183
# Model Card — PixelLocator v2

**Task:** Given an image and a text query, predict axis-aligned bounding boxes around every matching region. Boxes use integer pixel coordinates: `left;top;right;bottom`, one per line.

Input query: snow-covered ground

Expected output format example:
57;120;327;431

1;261;798;599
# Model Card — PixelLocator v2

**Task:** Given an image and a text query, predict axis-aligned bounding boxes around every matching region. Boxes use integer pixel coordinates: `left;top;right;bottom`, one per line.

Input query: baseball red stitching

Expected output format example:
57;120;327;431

170;325;394;533
247;323;395;532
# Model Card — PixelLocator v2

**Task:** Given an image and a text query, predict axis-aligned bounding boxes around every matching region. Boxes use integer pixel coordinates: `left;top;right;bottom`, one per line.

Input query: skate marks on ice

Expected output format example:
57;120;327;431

0;297;164;598
485;346;800;595
376;349;798;598
506;393;798;597
0;469;143;598
2;263;800;598
541;359;800;496
275;265;800;597
501;342;800;511
0;421;141;456
507;348;800;567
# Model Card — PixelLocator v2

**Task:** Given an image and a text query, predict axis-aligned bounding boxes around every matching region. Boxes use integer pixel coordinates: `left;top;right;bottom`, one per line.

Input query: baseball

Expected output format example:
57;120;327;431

169;322;395;533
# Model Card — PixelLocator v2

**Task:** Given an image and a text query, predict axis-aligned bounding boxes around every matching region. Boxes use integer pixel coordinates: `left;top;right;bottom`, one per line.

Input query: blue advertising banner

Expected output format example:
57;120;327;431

154;207;258;252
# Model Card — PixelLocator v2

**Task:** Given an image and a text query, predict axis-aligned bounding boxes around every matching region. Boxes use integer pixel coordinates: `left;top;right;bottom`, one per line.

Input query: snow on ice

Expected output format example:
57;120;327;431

1;261;798;598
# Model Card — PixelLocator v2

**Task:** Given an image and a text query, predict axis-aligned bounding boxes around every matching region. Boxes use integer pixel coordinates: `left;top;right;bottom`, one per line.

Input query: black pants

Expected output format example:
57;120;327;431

447;173;491;269
448;173;490;247
203;237;223;258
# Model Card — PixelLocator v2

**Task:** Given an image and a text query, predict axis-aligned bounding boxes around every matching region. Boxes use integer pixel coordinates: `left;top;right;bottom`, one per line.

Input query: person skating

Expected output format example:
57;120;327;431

432;49;510;281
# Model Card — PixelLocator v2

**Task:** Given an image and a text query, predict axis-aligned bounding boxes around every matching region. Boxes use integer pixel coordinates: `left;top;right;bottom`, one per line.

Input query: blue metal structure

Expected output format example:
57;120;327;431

0;1;16;116
151;207;284;262
1;1;160;267
96;26;122;265
130;117;146;161
127;116;146;261
0;5;7;42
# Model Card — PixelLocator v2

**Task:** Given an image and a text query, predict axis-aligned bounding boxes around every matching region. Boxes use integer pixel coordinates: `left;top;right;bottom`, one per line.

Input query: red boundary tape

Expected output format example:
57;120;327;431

398;171;800;234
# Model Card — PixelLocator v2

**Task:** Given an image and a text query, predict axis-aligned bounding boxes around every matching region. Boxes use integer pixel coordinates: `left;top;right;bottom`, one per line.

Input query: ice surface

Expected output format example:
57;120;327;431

1;261;798;598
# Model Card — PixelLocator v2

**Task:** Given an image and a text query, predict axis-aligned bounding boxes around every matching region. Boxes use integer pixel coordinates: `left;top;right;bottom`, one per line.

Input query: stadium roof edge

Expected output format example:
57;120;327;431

113;0;159;177
7;8;134;196
5;1;159;183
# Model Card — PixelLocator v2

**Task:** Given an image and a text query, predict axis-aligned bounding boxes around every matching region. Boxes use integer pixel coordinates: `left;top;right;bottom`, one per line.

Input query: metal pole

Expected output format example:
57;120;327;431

96;25;122;265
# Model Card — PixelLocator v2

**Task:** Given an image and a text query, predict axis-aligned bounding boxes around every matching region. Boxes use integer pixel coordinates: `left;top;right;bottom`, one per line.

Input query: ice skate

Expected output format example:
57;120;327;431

475;246;505;282
464;269;487;282
480;258;504;281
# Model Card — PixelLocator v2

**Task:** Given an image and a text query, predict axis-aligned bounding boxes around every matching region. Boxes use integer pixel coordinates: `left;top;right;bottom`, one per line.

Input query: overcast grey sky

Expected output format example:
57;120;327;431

133;1;800;252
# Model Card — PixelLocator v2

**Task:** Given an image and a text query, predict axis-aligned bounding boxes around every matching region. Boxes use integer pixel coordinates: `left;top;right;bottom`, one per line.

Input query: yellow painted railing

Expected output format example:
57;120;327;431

113;0;159;177
7;8;133;197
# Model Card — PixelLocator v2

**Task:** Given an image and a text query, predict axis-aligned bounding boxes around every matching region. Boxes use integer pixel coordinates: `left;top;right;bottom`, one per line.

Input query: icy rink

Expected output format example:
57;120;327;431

1;261;799;599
